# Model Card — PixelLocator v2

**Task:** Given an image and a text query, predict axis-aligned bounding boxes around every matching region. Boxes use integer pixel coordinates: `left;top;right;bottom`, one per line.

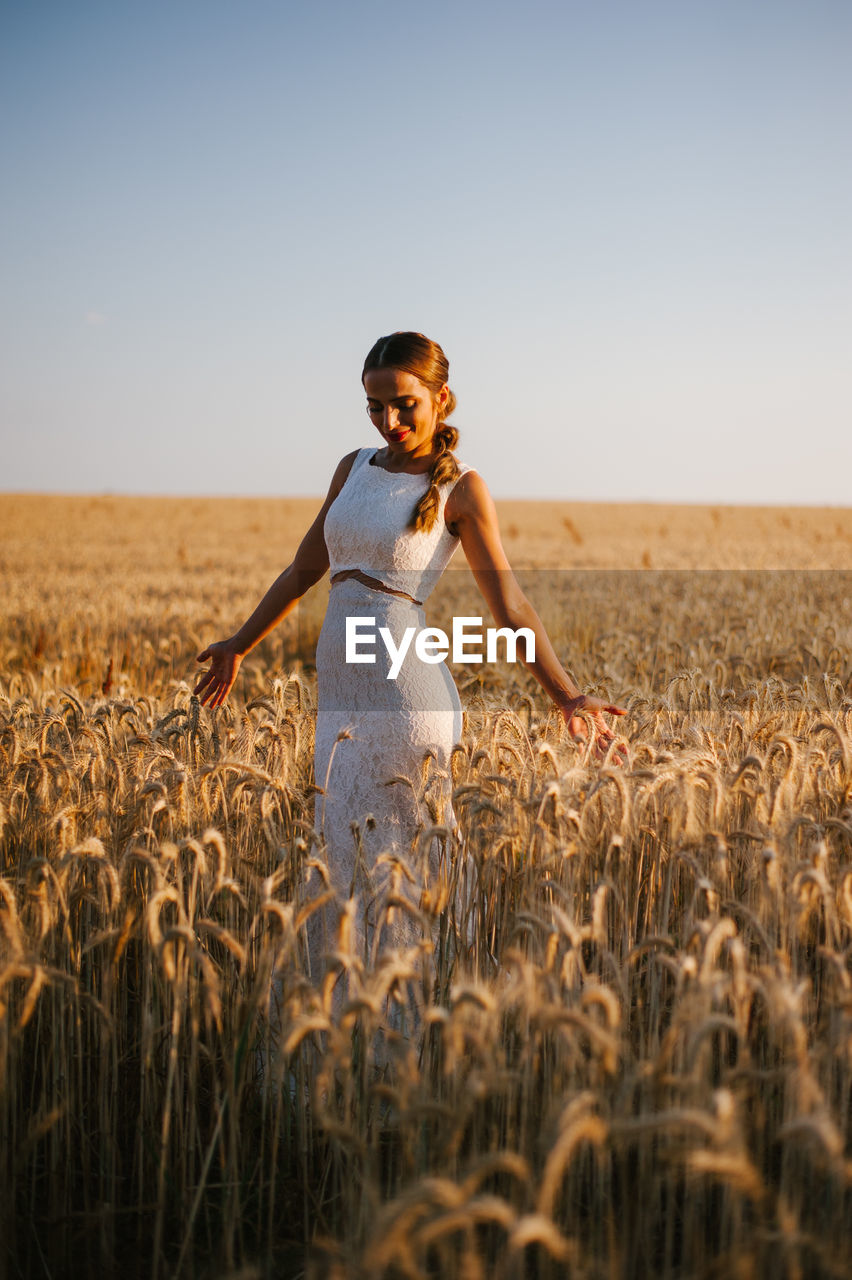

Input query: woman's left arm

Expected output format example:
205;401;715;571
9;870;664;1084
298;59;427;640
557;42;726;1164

446;471;625;753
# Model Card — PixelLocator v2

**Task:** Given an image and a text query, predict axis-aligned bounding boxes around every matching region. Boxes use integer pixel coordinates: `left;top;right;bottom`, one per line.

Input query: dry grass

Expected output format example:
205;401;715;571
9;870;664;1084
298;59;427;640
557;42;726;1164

1;494;851;1279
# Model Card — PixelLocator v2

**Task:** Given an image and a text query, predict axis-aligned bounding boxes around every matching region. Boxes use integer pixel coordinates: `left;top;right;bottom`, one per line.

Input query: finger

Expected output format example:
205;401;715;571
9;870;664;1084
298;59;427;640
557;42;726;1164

196;648;211;663
199;682;220;708
600;736;628;763
211;678;232;709
196;672;226;706
585;700;627;718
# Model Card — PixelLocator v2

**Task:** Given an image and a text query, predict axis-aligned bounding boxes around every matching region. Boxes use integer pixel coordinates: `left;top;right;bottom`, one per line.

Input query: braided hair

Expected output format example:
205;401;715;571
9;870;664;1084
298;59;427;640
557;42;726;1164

361;331;460;533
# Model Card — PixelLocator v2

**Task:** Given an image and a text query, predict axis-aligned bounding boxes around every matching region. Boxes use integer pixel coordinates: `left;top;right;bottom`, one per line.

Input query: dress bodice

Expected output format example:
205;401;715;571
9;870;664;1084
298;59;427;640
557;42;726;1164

323;447;474;602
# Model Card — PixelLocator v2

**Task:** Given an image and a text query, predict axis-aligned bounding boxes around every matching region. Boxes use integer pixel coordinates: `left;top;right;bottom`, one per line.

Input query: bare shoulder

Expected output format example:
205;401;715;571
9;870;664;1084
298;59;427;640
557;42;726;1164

445;468;496;533
292;450;362;568
326;449;361;503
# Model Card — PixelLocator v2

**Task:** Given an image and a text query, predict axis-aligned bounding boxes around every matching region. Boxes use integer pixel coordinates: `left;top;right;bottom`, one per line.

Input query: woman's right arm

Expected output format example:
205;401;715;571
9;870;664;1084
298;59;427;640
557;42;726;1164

194;451;358;708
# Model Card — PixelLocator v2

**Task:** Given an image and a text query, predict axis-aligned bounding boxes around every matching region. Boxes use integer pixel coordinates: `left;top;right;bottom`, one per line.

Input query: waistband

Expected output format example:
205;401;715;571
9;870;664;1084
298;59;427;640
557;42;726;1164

330;569;423;607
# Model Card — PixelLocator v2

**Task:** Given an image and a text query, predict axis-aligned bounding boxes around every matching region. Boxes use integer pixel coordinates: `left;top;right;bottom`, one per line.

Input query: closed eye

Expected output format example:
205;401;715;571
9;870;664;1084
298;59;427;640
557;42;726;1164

366;398;418;412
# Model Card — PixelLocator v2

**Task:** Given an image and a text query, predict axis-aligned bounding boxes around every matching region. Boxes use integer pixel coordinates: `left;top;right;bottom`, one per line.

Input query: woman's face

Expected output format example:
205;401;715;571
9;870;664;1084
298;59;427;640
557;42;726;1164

364;367;448;459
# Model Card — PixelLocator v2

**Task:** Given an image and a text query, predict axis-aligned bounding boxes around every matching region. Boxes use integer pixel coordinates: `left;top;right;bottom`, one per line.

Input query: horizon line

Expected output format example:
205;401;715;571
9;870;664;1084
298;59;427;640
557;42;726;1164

2;490;851;513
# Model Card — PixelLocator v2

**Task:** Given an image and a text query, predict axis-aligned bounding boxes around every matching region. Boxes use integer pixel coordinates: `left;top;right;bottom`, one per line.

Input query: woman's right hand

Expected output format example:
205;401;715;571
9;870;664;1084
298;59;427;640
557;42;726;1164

194;640;243;708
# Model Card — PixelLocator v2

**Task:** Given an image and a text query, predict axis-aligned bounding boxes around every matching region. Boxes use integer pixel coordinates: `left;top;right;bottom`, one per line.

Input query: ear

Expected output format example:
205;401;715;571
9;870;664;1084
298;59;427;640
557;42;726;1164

436;383;450;413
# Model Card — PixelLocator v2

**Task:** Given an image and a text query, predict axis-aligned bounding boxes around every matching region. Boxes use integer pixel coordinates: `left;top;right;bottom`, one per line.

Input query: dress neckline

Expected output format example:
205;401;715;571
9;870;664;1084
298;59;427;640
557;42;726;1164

367;447;431;478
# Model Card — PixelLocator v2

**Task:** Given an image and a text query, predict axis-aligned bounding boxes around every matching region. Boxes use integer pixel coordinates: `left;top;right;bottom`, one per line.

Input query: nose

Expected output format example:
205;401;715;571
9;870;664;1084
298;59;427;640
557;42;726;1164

383;406;399;431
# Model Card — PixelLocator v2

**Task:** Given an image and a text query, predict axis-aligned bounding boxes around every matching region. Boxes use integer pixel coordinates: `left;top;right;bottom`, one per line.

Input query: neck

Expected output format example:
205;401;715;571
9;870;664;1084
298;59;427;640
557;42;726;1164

377;449;435;474
378;433;444;474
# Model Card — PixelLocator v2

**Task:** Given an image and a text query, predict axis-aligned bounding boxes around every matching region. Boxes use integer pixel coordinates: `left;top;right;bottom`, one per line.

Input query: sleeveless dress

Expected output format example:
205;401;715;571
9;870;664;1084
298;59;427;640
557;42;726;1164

309;446;474;971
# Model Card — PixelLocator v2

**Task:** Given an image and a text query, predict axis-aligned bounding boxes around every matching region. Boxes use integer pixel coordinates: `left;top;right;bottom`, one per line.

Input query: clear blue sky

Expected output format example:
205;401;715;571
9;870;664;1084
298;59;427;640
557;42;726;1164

2;0;850;503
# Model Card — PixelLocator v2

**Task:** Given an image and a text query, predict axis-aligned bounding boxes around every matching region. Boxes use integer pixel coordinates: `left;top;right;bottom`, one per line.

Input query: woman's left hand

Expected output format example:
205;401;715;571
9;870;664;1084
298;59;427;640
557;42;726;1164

561;694;627;761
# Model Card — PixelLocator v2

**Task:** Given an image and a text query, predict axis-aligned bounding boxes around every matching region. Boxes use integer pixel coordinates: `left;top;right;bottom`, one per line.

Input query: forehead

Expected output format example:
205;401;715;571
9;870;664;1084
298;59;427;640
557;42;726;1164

363;367;430;400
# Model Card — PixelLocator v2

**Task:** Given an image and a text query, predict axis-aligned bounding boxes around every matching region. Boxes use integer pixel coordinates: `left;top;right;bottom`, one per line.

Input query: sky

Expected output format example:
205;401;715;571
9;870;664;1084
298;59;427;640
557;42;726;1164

1;0;850;504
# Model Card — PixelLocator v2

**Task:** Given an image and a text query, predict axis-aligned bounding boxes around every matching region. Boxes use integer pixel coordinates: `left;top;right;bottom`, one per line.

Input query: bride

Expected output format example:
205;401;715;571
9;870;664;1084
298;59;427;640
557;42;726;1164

195;331;625;971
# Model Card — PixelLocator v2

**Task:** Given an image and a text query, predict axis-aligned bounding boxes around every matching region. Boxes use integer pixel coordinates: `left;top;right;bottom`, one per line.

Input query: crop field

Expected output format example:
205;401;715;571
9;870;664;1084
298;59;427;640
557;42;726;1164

1;494;851;1279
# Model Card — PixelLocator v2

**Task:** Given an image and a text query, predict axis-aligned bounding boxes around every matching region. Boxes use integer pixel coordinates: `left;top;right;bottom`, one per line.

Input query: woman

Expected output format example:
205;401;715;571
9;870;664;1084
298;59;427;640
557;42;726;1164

195;332;624;968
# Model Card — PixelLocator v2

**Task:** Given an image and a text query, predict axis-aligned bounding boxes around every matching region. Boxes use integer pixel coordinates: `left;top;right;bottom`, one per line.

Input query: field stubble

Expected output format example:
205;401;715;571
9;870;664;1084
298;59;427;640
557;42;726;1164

1;494;851;1279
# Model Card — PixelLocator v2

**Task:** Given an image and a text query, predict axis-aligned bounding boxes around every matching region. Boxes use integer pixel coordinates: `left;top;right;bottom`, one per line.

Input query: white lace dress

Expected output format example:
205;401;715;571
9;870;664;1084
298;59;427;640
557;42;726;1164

309;446;474;970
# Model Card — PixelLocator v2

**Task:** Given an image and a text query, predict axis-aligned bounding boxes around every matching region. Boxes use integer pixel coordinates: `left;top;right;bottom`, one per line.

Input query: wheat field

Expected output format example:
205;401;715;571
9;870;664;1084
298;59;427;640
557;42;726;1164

1;494;851;1280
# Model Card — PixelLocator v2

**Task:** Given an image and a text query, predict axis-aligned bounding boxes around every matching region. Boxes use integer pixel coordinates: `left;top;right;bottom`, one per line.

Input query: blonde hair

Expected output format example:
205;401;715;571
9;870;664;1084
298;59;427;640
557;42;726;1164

362;331;460;533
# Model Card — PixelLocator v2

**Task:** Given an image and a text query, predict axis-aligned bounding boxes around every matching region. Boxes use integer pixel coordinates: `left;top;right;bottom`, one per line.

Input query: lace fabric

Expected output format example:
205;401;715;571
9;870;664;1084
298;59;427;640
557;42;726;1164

323;447;474;602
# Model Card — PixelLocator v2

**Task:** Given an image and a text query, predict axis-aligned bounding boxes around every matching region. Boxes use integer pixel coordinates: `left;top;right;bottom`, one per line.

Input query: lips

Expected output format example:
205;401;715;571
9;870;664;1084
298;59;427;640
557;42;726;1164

386;429;410;442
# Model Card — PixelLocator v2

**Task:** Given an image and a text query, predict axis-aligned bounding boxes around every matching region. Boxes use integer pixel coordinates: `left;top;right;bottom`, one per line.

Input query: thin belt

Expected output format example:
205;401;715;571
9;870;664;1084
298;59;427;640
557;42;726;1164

330;569;423;606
